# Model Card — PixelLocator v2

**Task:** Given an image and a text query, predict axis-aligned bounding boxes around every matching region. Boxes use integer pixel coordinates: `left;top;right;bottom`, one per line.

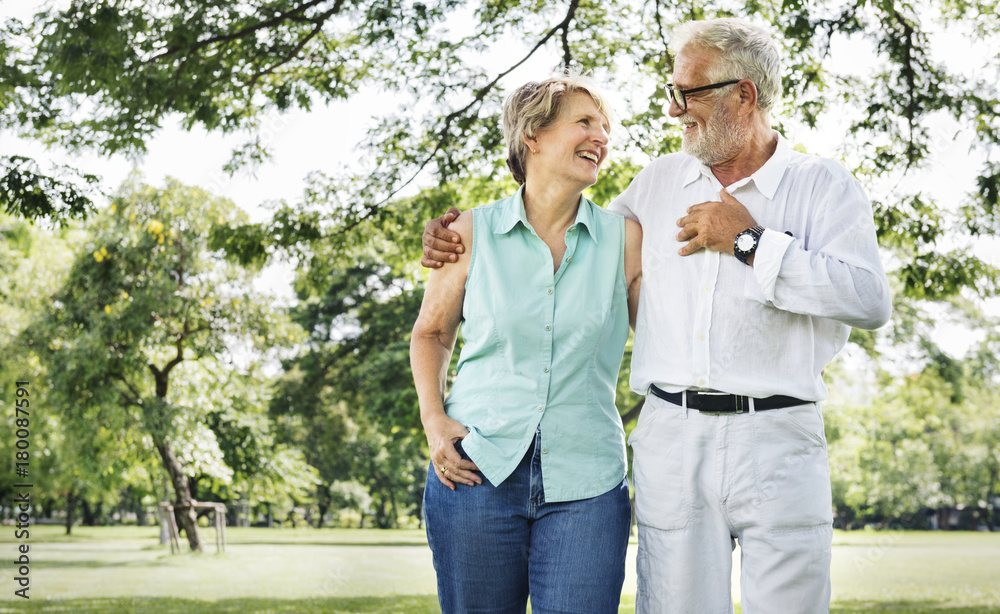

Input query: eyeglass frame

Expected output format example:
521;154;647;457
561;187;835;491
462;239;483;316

665;79;743;111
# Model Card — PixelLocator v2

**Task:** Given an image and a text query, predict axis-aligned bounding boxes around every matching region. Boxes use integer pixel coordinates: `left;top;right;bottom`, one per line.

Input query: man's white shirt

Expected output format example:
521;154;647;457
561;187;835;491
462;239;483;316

610;134;892;401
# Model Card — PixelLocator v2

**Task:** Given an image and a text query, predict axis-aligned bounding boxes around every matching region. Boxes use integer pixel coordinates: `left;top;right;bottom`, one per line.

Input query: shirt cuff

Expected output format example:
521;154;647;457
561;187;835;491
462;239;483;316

753;229;794;302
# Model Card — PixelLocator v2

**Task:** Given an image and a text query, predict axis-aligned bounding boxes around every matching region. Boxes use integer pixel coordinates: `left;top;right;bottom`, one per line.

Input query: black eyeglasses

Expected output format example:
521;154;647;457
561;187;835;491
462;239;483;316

666;79;742;111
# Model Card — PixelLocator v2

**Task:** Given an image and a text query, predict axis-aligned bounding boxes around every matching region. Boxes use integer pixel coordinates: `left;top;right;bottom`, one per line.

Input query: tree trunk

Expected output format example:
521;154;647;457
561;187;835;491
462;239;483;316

937;508;951;530
225;501;239;528
414;485;424;530
146;338;202;551
153;438;203;552
389;488;399;529
80;499;90;525
80;499;100;526
316;501;330;529
65;490;76;535
986;459;997;532
375;494;388;528
159;476;170;545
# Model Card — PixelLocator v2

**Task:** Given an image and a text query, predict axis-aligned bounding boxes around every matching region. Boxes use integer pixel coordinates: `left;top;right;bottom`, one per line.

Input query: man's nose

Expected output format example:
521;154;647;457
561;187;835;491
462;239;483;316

667;96;683;117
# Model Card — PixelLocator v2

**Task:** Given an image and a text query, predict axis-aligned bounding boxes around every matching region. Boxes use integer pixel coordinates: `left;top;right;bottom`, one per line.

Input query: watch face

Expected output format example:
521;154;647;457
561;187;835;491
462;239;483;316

737;233;756;251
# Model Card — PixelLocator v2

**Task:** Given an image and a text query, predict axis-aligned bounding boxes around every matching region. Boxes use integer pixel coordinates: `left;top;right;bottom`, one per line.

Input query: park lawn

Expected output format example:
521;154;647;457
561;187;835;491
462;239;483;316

0;526;997;613
826;530;1000;612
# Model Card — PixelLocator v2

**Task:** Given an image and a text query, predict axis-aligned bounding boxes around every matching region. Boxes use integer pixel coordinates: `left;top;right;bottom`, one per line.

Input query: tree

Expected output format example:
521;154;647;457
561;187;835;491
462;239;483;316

327;479;372;527
0;213;146;534
0;21;98;222
826;370;950;527
203;372;321;525
6;1;997;304
268;202;431;527
944;325;1000;530
825;322;1000;530
8;1;1000;533
22;177;297;550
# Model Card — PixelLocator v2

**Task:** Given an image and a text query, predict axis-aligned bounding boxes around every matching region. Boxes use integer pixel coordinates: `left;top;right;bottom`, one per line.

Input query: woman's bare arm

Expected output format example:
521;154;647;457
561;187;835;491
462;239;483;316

410;212;481;489
625;218;643;331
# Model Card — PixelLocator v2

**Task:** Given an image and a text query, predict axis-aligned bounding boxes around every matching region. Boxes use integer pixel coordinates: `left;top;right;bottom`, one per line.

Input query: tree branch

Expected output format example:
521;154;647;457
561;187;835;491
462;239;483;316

334;0;582;234
164;52;193;111
148;323;189;396
162;334;186;377
893;9;919;169
245;1;345;91
816;4;862;58
146;0;329;64
560;20;573;70
110;372;144;408
654;0;674;71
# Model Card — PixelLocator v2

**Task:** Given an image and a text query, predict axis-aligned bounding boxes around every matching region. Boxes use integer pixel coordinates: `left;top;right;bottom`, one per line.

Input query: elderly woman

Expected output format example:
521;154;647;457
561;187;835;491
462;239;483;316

410;75;642;613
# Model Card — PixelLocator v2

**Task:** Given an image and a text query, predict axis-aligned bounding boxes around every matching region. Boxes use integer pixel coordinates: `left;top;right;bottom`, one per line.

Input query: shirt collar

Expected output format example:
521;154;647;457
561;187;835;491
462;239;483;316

682;160;704;188
681;132;791;200
494;187;524;234
748;133;790;199
496;185;599;242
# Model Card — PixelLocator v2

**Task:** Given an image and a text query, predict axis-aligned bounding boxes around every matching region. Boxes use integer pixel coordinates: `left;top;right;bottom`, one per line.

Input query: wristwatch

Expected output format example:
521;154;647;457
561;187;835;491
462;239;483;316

733;225;765;265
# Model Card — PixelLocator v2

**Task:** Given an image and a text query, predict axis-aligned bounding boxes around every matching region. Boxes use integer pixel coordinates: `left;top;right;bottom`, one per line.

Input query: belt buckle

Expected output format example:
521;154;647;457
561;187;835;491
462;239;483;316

696;391;747;415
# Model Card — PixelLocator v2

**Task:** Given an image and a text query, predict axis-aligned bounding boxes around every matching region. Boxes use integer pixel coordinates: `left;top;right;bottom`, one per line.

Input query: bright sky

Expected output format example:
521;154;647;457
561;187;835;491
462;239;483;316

2;1;996;358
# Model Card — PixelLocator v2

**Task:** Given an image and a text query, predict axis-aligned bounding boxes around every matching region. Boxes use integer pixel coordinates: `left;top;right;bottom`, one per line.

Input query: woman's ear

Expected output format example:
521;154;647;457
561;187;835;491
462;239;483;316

523;133;538;154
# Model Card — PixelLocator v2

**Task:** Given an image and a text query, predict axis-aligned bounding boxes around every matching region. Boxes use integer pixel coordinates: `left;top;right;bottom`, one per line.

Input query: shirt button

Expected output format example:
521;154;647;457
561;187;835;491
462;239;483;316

543;366;549;373
541;447;549;454
538;405;544;412
698;334;705;341
566;256;572;262
545;324;551;331
547;288;553;295
703;286;711;292
697;378;706;386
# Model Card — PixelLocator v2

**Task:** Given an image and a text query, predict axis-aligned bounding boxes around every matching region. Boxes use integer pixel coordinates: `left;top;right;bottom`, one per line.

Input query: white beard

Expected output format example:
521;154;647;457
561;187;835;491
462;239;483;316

680;103;751;166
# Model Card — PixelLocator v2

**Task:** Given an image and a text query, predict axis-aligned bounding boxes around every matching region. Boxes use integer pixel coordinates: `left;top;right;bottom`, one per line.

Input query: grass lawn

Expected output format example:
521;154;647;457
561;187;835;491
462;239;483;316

0;526;997;613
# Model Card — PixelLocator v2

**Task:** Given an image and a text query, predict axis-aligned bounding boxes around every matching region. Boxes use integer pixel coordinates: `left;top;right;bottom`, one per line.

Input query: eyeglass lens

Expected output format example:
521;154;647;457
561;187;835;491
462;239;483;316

669;86;686;111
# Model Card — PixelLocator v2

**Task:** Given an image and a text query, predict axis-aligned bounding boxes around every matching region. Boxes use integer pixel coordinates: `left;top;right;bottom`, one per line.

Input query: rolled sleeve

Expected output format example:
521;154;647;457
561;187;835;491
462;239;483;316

753;229;795;303
755;176;892;330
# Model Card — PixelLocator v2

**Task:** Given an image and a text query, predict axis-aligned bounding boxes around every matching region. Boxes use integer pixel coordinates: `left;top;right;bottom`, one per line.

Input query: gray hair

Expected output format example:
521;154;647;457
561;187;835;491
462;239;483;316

503;75;613;185
670;18;782;118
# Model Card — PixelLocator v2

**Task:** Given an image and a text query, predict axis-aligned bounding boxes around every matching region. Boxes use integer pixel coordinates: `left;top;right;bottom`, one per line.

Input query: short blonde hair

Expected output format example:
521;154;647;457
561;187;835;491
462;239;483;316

503;75;614;185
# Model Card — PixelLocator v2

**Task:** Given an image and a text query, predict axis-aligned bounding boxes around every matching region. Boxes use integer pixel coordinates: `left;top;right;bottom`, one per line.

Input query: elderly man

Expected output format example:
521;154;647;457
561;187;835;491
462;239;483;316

421;18;891;614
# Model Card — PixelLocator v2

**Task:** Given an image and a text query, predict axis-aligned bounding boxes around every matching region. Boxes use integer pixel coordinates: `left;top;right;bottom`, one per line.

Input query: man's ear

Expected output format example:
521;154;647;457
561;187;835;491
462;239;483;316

736;79;758;117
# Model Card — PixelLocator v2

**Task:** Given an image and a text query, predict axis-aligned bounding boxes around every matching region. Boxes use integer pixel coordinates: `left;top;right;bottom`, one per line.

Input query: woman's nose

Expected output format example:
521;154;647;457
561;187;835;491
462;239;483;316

592;126;609;145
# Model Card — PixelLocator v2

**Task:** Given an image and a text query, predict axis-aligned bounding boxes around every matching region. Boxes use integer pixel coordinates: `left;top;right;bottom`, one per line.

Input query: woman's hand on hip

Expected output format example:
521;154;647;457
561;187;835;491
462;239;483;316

425;414;482;490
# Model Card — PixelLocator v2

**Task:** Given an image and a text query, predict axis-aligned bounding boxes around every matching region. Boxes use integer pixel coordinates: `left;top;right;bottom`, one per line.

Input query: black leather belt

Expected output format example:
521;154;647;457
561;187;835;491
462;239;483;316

649;384;809;414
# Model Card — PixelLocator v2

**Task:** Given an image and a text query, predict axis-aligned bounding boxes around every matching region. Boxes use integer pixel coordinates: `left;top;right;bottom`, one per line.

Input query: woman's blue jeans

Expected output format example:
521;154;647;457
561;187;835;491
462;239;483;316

424;430;631;614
